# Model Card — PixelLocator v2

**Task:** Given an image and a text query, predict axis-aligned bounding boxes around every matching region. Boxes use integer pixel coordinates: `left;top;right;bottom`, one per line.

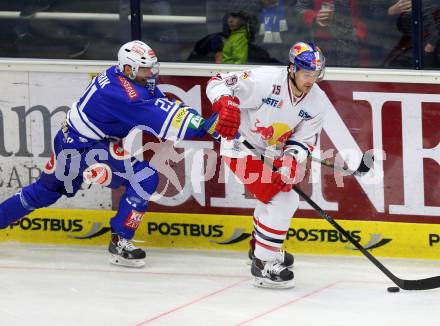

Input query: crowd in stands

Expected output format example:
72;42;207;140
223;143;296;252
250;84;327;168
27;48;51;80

0;0;438;69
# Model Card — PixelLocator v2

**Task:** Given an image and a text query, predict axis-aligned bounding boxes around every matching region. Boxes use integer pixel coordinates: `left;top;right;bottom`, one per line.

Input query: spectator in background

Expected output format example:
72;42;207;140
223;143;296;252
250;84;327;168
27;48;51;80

296;0;368;67
188;10;275;64
221;11;257;64
383;0;439;68
206;0;261;35
258;0;288;44
256;0;298;63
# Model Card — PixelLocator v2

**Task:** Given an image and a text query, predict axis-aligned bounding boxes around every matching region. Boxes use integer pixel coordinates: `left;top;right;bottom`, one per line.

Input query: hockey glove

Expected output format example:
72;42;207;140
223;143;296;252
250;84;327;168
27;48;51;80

271;155;297;192
212;95;241;140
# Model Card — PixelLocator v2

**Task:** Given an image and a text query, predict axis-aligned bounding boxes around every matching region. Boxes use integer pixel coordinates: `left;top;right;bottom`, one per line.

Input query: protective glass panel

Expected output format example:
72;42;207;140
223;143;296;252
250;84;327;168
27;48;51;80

0;0;129;60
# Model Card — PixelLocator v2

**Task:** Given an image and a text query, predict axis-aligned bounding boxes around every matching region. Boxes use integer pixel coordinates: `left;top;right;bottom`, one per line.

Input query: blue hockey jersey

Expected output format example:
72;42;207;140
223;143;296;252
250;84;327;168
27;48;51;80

66;66;205;146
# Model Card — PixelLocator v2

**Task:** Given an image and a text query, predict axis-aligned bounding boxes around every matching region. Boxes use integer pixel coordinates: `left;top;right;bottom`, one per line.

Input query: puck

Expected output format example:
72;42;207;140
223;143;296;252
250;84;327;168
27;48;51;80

387;286;400;293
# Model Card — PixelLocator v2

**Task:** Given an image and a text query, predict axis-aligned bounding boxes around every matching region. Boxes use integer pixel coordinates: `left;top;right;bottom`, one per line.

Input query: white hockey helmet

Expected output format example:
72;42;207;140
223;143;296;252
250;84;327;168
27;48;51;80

117;40;160;80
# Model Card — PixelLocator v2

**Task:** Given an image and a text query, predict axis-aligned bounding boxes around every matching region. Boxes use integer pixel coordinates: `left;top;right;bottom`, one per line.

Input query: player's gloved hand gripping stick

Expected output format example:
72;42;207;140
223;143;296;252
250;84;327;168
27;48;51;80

203;113;440;291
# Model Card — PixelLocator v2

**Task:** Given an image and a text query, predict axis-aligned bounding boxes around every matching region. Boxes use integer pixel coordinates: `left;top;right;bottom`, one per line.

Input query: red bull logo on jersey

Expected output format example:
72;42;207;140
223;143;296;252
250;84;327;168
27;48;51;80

250;119;293;146
262;97;283;108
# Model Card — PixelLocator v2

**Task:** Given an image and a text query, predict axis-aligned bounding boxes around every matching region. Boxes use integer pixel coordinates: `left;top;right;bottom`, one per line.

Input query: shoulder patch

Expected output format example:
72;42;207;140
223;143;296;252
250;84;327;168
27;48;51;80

240;71;251;80
117;75;139;100
225;75;238;87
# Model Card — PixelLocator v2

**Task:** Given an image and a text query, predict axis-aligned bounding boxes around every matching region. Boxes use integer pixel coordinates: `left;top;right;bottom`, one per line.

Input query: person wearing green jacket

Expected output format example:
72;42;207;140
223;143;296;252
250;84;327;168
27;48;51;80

221;12;250;64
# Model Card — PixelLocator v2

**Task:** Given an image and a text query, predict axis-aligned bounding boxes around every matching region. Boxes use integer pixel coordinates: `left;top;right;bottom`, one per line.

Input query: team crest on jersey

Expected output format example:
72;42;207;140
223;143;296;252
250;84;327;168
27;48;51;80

225;75;238;87
83;163;112;186
43;152;56;174
124;210;145;230
109;141;131;160
117;75;138;100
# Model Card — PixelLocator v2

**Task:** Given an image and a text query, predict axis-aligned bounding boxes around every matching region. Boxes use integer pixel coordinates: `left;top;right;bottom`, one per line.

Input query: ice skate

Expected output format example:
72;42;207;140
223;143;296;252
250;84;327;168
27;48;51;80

108;231;146;268
251;258;294;289
248;248;294;268
248;236;294;268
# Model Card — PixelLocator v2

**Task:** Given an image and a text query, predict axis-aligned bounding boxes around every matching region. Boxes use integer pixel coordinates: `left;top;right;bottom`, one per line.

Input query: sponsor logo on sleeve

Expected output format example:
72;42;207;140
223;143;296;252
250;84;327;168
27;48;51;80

171;108;189;129
188;115;203;129
117;75;139;100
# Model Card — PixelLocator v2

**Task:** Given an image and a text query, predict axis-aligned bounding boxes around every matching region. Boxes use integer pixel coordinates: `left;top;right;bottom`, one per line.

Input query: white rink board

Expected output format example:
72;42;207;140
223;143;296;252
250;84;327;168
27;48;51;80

0;244;439;326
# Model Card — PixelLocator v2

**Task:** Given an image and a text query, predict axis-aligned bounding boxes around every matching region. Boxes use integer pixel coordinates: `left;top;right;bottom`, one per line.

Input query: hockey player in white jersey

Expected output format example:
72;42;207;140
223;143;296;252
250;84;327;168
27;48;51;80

206;42;332;288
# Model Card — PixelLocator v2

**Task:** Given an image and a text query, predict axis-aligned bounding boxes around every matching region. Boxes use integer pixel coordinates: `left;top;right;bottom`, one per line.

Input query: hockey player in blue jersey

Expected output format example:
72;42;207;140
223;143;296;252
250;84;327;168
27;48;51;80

0;40;240;267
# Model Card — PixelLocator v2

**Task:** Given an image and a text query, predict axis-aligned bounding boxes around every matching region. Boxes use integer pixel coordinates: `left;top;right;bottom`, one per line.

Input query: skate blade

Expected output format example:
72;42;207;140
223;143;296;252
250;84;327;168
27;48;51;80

252;277;295;289
109;254;145;268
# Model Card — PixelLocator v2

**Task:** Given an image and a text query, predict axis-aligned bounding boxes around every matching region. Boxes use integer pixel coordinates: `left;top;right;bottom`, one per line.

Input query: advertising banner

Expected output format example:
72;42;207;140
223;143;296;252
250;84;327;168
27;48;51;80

0;66;439;227
3;208;440;259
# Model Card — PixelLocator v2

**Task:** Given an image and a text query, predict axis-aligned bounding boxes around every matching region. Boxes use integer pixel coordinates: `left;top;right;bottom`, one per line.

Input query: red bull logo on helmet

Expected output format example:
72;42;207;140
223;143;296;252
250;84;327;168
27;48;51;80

313;57;322;70
292;42;310;56
250;119;293;146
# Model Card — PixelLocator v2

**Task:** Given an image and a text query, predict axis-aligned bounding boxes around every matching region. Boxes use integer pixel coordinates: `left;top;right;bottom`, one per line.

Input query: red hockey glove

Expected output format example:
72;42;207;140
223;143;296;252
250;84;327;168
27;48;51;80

271;155;297;192
212;96;240;140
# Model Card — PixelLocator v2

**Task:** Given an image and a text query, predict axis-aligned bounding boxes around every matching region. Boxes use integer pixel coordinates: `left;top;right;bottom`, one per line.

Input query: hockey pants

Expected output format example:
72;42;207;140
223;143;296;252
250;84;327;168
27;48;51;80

224;156;299;262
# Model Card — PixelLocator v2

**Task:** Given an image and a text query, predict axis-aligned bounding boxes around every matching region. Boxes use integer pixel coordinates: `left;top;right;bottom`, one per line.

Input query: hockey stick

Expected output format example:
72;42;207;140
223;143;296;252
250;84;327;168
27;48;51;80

204;121;440;290
292;186;440;291
310;153;373;177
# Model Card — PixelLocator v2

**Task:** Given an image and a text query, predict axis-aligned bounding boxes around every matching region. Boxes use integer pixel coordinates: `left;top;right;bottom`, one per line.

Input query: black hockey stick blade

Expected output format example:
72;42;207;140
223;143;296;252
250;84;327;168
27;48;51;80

310;152;374;177
398;276;440;290
355;152;374;175
293;186;440;291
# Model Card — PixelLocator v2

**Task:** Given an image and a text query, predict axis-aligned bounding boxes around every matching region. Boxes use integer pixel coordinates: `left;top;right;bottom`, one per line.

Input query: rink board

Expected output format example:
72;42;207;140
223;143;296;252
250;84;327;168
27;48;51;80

1;208;440;260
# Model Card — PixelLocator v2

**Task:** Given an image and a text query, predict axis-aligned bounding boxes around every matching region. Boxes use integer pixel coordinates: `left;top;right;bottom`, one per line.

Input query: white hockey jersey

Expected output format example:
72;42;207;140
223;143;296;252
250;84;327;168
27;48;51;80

206;66;332;158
